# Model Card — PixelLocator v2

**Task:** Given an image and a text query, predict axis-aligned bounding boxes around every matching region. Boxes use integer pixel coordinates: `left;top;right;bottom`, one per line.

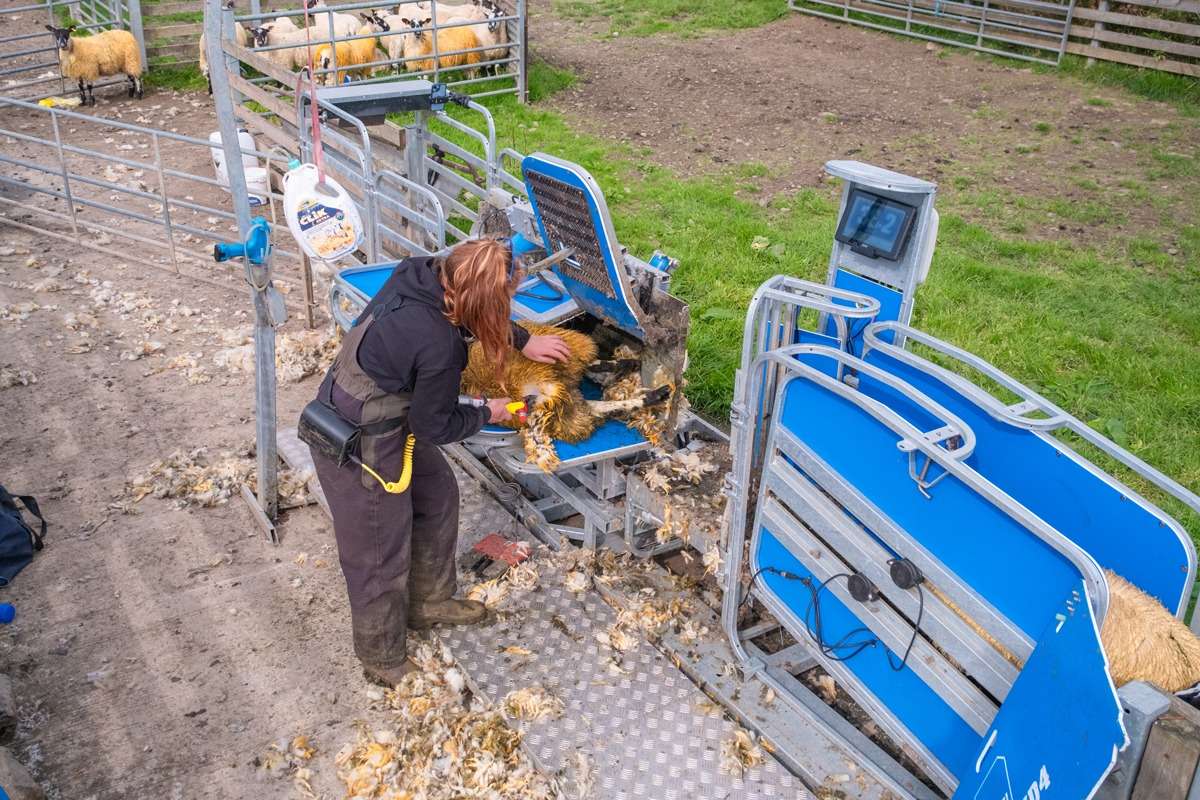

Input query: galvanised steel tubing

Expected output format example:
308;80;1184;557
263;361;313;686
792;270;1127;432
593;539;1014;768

207;0;280;532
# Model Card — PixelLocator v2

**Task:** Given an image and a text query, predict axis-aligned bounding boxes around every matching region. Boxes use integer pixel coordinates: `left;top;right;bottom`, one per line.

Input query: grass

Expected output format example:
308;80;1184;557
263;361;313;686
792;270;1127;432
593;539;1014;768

553;0;787;36
427;62;1200;534
145;64;208;92
1045;55;1200;116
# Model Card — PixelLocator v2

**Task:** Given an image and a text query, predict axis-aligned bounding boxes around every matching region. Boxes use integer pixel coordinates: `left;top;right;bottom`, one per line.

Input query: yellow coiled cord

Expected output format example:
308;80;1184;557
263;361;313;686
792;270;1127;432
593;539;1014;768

359;433;416;494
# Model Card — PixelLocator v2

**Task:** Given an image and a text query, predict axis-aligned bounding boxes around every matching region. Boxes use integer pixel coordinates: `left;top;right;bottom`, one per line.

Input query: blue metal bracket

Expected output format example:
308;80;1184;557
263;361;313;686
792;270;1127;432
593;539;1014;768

213;216;271;265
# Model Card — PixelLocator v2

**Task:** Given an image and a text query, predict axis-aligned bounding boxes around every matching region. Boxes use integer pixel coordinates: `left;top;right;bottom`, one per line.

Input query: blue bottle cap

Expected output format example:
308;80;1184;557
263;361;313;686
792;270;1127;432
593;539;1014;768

288;158;302;171
0;604;14;624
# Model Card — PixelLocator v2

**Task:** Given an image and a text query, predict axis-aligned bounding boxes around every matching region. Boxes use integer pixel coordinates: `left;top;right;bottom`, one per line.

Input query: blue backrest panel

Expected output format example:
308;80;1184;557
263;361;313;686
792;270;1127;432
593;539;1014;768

774;376;1086;641
864;349;1192;616
828;270;903;353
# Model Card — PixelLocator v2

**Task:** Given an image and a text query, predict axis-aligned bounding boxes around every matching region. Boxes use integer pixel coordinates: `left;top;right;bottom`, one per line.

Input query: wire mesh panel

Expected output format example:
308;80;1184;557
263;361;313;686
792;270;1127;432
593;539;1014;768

524;170;617;299
789;0;1076;65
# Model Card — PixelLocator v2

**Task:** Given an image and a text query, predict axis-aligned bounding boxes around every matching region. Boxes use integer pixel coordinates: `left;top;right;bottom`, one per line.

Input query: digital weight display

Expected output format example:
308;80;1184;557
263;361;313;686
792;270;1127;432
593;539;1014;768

834;188;918;261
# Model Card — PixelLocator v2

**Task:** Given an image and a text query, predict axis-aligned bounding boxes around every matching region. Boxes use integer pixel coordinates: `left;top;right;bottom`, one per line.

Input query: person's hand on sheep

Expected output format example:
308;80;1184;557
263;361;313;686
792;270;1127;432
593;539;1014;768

523;335;571;364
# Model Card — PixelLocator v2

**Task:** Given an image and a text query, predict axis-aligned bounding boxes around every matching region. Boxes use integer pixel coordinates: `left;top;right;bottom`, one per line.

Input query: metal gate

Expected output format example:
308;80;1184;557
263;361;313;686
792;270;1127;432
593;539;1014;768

1;0;146;101
790;0;1077;65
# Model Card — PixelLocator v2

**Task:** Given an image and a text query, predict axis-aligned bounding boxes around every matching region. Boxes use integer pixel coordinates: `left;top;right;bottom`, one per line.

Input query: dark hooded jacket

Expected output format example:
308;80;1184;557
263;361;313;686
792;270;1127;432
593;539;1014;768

339;255;530;445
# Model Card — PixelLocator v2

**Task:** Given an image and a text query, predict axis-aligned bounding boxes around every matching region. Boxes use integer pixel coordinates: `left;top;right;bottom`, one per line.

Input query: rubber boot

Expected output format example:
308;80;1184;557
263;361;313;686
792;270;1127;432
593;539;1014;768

362;658;420;687
408;598;487;629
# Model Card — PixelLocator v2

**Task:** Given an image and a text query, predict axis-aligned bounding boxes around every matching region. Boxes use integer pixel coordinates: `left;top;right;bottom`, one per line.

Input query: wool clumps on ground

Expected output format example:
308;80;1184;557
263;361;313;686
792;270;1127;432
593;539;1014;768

335;641;562;800
0;365;36;389
118;445;311;510
213;327;340;383
720;727;765;778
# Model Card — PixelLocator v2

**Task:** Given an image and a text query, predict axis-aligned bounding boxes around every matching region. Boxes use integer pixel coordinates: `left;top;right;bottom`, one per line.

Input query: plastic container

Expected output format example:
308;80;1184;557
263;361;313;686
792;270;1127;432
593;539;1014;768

282;160;364;263
209;129;269;207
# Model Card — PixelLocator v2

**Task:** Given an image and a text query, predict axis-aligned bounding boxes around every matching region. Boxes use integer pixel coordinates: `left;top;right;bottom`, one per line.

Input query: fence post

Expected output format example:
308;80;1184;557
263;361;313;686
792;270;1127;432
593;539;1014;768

206;0;281;538
126;0;147;74
1086;0;1108;67
517;0;527;103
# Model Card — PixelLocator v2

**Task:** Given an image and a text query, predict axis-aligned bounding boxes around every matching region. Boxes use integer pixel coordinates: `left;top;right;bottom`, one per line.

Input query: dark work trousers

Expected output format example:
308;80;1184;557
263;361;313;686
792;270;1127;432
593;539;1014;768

311;438;460;670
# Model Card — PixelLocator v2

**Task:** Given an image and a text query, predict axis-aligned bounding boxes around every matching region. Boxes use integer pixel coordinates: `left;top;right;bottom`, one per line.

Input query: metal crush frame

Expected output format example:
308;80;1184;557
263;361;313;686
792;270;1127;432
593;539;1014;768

789;0;1077;66
0;0;147;101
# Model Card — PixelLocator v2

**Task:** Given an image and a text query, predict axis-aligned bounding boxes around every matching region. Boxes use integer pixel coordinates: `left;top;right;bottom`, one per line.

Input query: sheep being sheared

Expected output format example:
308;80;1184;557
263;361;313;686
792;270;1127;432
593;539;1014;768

460;322;671;472
46;24;143;106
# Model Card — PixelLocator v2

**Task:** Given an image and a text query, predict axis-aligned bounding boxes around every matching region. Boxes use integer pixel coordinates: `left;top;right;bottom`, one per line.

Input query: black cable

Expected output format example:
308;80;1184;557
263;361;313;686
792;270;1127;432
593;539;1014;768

515;283;566;303
887;582;925;672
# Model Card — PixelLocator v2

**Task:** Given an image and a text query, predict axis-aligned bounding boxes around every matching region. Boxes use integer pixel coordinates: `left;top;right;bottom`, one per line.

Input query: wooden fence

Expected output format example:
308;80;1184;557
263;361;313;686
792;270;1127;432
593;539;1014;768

1068;0;1200;78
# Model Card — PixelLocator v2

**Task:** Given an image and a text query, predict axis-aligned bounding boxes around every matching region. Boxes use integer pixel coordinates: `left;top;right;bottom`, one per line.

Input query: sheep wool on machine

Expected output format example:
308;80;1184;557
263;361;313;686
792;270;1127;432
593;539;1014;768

46;25;143;106
460;322;672;472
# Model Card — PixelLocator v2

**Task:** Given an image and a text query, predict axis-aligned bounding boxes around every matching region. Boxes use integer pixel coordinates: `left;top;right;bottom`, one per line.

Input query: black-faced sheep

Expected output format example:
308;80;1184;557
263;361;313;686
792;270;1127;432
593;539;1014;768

313;22;380;85
46;24;143;106
460;322;671;472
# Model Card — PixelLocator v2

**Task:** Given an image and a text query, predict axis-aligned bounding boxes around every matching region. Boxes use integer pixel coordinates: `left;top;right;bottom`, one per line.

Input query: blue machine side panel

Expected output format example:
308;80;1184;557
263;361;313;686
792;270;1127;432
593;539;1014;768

953;582;1126;800
341;263;398;304
775;377;1085;641
827;270;902;354
522;155;645;339
513;273;572;317
754;530;984;777
865;350;1193;616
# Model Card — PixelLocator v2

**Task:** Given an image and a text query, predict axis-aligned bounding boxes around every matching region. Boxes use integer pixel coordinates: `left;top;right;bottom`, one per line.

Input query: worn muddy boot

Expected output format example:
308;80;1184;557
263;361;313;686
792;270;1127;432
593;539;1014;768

409;598;487;629
363;658;420;687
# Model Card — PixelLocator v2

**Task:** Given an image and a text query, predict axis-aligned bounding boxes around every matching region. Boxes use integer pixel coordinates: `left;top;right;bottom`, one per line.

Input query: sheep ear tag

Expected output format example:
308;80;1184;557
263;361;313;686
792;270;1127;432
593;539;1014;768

282;161;364;263
952;580;1127;800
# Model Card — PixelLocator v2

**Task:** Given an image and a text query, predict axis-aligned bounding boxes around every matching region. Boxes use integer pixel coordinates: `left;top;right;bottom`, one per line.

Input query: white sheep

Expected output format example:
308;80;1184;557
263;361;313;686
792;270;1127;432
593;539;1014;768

398;16;482;76
199;22;250;95
45;24;143;106
304;0;361;38
249;22;330;71
475;0;510;71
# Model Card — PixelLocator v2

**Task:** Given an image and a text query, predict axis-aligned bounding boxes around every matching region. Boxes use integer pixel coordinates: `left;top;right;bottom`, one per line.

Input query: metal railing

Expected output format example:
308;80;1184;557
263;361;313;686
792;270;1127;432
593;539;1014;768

0;0;146;100
0;94;304;287
790;0;1077;65
229;0;526;103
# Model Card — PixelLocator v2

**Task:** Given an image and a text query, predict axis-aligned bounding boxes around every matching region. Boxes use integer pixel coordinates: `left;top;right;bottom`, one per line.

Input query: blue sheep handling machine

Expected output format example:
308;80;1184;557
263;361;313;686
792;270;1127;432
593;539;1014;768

329;151;693;550
718;160;1200;799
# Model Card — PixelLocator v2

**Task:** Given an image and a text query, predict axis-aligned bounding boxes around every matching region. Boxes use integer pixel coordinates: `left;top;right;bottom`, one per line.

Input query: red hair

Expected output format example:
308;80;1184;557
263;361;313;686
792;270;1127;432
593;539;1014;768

440;238;518;372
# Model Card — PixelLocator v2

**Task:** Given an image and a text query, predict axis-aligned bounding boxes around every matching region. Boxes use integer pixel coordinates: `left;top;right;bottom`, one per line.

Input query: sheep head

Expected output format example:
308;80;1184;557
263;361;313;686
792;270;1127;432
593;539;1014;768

361;11;389;31
249;25;272;47
44;24;76;51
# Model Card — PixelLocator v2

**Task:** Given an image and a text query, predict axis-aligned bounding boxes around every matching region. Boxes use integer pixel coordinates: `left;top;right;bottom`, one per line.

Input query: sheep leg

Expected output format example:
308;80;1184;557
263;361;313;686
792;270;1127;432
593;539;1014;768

135;75;143;99
126;74;135;97
585;385;671;417
86;83;95;106
77;78;86;104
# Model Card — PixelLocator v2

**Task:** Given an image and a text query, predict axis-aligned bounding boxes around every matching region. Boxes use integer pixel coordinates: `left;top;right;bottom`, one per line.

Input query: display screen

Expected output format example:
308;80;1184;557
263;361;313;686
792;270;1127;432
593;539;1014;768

834;189;917;261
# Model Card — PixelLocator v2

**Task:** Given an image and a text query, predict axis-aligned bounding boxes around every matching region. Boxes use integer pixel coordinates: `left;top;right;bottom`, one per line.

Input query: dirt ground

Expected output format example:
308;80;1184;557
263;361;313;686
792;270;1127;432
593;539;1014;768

531;8;1198;243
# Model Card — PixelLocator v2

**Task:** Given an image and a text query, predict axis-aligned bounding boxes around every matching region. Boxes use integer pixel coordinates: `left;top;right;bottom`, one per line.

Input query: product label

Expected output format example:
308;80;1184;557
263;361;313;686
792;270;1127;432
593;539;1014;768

295;198;359;259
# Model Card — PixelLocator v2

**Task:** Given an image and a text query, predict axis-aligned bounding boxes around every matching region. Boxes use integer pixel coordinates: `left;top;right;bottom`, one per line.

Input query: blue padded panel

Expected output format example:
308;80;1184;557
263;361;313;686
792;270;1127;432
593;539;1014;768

772;376;1084;640
754;530;982;778
753;373;1099;777
341;262;397;304
954;581;1125;800
827;270;902;354
864;349;1193;616
522;154;645;339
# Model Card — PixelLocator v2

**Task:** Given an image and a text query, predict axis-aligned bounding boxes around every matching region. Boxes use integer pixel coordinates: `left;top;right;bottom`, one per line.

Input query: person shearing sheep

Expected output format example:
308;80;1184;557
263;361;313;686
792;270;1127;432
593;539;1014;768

45;24;143;106
305;238;571;685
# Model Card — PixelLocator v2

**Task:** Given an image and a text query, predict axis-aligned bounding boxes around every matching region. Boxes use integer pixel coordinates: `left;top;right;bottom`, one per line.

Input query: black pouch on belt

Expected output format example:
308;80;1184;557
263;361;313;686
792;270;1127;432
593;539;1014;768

299;398;361;467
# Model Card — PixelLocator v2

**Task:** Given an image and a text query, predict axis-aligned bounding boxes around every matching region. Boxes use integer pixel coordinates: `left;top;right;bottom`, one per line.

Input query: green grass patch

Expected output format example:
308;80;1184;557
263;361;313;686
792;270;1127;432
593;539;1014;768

1041;55;1200;117
145;11;204;24
553;0;787;36
145;63;207;92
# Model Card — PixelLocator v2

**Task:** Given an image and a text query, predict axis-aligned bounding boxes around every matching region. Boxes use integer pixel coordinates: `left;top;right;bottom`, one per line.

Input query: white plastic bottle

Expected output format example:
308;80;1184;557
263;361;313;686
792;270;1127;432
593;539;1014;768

282;160;364;263
208;129;269;207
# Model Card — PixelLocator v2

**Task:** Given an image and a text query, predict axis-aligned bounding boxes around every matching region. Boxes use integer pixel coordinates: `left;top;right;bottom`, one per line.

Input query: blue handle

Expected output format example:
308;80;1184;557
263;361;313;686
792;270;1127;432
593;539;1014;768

213;216;271;265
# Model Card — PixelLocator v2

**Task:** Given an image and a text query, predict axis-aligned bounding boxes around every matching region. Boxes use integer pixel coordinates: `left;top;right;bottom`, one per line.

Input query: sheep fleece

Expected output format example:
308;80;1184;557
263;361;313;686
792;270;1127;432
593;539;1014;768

1102;569;1200;693
59;29;142;83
